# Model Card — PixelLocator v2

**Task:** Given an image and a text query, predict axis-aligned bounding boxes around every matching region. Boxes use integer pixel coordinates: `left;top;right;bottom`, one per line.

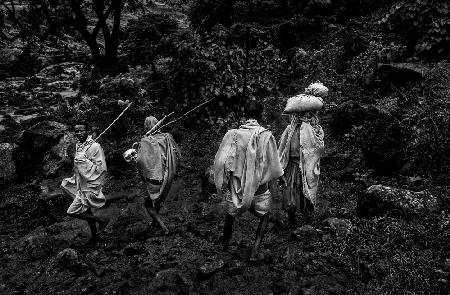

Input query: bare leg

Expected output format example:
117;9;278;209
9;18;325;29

288;206;297;228
67;208;108;243
144;199;169;234
222;213;235;252
250;213;270;260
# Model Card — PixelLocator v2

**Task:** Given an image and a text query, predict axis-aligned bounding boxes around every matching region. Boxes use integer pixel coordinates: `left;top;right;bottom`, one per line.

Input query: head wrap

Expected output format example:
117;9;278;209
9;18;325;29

144;116;159;131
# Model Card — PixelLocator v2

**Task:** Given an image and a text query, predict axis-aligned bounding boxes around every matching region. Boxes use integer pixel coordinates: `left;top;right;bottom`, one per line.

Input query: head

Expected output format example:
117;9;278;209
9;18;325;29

144;116;159;131
244;100;264;122
74;124;89;143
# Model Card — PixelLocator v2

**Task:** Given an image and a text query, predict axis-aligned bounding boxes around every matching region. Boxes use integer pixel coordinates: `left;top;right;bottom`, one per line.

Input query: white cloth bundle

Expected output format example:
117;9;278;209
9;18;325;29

284;94;323;113
305;82;328;98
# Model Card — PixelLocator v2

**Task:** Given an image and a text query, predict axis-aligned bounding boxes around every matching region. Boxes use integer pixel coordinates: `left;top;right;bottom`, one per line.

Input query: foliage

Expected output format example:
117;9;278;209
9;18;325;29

399;62;450;177
1;0;127;74
381;0;450;58
348;39;407;87
321;215;450;294
122;12;179;69
168;28;285;129
189;0;234;31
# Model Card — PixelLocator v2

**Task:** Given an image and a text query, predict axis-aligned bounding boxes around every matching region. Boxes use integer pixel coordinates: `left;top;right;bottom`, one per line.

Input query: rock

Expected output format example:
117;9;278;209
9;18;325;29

53;248;80;268
15;220;86;260
198;258;225;279
0;143;18;183
154;269;192;291
15;227;55;260
292;225;318;240
126;222;150;240
377;63;430;85
323;218;352;237
42;132;76;177
21;120;68;153
40;177;72;221
16;121;68;179
357;184;439;218
124;242;143;256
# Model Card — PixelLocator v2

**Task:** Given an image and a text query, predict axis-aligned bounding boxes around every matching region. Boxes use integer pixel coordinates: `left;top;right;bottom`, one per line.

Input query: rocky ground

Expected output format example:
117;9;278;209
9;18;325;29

1;2;450;295
1;114;450;294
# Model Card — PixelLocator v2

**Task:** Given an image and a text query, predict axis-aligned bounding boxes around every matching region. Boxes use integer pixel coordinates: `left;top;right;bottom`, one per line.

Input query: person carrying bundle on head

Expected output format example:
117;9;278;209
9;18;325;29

61;122;109;244
214;100;286;261
278;82;327;227
124;116;181;235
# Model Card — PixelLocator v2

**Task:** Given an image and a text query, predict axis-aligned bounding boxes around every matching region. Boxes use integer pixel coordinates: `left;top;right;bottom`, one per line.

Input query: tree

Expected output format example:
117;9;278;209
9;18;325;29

1;0;125;74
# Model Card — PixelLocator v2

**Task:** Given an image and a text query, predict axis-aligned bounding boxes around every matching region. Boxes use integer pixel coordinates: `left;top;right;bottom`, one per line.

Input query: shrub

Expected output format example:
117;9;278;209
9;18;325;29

381;0;450;59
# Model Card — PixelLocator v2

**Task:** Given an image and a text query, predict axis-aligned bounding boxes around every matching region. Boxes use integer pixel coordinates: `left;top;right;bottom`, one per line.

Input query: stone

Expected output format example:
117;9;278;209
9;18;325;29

124;242;143;256
377;63;430;85
21;120;68;154
16;120;68;179
0;143;18;182
53;248;80;268
198;258;225;279
40;177;72;221
357;184;439;218
154;269;192;291
42;132;77;177
292;225;318;240
323;218;352;237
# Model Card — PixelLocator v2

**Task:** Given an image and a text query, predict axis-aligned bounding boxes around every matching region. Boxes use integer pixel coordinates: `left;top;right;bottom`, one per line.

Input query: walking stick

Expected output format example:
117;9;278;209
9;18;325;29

150;98;215;135
145;111;175;136
237;27;251;126
94;102;133;141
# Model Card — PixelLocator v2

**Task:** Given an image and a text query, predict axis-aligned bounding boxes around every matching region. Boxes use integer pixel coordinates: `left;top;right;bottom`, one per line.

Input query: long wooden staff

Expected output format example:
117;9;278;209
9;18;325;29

236;27;251;126
150;98;215;135
94;102;133;141
144;111;175;136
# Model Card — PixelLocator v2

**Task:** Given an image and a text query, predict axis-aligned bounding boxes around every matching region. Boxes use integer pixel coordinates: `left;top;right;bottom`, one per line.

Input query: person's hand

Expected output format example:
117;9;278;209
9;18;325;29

74;152;88;162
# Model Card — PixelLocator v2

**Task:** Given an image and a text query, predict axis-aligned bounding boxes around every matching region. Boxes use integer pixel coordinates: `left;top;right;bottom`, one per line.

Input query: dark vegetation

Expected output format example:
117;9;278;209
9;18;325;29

1;0;450;294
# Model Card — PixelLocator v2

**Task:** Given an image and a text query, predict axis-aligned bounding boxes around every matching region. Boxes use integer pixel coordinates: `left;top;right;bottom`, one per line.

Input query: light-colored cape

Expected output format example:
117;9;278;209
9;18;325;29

136;133;180;202
278;114;324;205
214;120;283;212
61;136;107;208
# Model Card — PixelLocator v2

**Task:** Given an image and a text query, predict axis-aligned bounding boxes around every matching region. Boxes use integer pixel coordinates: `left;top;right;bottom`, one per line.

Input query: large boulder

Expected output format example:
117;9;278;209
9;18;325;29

357;185;439;218
43;132;77;177
0;143;18;183
377;63;430;85
16;120;69;180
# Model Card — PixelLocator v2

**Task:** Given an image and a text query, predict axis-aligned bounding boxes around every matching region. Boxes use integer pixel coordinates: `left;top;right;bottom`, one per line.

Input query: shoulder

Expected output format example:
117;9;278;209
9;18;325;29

90;142;103;151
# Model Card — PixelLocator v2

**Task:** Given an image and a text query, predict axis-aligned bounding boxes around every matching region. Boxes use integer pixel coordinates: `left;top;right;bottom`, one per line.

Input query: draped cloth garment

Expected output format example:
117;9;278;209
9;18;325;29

136;132;180;204
214;120;283;216
62;136;107;214
278;114;324;209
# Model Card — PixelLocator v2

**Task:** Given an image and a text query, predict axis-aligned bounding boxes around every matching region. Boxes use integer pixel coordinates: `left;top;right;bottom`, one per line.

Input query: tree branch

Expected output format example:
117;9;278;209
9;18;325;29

92;0;114;40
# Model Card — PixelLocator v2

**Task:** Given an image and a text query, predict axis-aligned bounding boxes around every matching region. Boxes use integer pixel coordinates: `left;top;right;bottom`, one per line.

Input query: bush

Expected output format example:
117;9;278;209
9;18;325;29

122;12;180;68
381;0;450;59
168;32;285;129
